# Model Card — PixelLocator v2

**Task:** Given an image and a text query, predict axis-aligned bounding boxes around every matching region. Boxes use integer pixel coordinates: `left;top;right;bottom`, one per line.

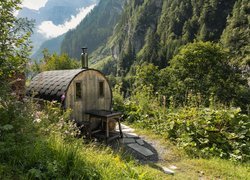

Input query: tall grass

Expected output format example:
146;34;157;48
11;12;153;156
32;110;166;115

0;96;166;179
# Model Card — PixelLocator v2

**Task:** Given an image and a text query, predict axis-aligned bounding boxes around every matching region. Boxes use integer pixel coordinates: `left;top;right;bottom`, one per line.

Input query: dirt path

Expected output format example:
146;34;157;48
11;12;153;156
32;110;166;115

109;124;177;174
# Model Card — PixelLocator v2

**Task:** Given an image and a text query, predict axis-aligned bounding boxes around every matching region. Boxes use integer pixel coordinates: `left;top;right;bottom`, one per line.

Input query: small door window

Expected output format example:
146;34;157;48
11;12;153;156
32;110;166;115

75;82;82;100
99;81;104;98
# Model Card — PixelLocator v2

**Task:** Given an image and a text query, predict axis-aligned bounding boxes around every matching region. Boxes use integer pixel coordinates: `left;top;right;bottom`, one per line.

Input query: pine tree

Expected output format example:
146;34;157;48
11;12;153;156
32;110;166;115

221;0;250;68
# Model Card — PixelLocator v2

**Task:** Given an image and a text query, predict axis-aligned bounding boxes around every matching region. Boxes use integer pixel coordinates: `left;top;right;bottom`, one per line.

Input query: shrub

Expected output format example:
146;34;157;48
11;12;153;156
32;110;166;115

160;41;249;110
114;87;250;162
142;105;249;161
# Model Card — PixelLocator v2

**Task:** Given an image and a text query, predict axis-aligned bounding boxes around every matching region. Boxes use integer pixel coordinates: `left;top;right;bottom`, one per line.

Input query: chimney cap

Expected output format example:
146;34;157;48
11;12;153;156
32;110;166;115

81;47;87;51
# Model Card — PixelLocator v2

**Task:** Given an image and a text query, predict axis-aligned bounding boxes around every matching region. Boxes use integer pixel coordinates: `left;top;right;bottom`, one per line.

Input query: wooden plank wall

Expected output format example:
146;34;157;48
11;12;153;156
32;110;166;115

65;70;112;128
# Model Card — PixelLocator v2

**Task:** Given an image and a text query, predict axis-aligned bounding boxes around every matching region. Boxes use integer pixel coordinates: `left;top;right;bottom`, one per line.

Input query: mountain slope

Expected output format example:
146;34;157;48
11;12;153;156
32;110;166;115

59;0;248;77
31;34;65;61
221;0;250;68
93;0;238;76
60;0;124;59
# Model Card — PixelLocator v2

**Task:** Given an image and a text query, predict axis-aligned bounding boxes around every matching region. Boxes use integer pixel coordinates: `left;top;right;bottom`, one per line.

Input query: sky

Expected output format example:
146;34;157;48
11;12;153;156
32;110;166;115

21;0;96;38
22;0;48;10
37;4;96;38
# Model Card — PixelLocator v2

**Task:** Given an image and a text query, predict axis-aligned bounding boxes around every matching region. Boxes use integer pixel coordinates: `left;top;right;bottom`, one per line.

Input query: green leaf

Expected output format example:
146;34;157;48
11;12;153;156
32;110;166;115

1;124;13;131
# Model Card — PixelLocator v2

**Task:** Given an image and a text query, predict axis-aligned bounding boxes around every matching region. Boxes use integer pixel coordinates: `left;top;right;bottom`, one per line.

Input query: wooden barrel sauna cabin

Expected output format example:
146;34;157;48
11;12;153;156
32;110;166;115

26;48;116;132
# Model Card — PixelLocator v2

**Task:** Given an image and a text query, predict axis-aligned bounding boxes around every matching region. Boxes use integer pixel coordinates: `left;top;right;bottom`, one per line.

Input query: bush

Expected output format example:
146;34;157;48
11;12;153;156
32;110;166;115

114;86;250;162
141;105;249;161
160;41;249;109
162;107;250;161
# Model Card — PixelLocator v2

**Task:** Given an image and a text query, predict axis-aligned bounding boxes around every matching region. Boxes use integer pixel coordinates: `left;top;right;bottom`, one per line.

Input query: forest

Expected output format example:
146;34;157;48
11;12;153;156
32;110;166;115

0;0;249;179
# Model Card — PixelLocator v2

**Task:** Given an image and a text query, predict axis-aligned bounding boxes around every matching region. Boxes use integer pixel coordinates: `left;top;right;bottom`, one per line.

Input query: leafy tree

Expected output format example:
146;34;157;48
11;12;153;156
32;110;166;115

134;63;159;90
0;0;32;83
161;41;248;106
38;49;80;72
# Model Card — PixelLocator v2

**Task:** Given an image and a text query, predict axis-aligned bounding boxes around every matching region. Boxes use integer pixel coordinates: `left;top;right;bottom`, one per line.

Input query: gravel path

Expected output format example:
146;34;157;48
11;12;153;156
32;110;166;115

109;124;171;164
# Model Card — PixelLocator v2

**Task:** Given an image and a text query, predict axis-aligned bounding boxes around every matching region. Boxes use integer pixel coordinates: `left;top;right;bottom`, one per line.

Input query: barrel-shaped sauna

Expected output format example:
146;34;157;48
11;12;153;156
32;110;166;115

27;69;112;128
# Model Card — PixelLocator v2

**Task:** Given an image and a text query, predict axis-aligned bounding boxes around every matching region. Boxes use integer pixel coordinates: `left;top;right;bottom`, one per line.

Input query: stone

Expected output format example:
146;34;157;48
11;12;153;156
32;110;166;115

122;138;136;144
169;165;178;170
121;124;131;129
128;143;154;156
136;139;145;145
161;166;175;175
122;128;135;133
125;133;138;138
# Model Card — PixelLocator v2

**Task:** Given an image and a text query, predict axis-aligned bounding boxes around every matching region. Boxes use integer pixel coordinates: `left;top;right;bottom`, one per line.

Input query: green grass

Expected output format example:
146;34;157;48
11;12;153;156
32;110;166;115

131;125;250;179
0;113;168;179
0;132;169;179
0;99;169;179
1;99;249;179
173;158;250;179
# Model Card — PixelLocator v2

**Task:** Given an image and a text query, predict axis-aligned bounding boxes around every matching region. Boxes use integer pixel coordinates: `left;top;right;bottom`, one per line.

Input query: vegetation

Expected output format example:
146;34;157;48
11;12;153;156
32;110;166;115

0;97;168;179
221;0;250;68
0;1;163;179
30;49;80;74
113;41;250;162
159;41;249;109
0;0;32;83
81;0;249;78
1;0;249;179
61;0;124;59
113;84;250;162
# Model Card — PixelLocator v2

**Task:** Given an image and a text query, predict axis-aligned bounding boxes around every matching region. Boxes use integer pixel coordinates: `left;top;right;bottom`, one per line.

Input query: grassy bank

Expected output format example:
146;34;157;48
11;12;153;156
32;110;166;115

0;99;168;179
132;127;250;179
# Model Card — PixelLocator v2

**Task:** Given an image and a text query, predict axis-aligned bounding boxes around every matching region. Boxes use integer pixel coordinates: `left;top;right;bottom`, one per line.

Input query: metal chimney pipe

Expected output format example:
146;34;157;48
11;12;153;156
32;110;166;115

81;47;88;69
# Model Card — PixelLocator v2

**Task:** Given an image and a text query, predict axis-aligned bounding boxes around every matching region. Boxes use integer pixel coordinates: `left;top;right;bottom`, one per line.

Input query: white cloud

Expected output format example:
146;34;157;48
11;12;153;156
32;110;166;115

22;0;48;10
37;4;96;38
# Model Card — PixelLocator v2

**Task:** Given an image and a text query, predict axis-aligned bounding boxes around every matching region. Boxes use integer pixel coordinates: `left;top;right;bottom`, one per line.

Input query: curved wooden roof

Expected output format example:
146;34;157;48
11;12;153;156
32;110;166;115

27;69;86;101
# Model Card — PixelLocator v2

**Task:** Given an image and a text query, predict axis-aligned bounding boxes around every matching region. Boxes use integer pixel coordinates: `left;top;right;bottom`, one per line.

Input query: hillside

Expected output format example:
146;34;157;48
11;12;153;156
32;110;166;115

84;0;249;76
60;0;124;59
31;34;65;61
1;1;249;179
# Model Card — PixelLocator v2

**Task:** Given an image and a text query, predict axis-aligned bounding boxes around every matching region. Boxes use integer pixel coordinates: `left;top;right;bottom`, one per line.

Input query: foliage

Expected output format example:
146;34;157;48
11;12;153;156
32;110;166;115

112;83;125;112
114;86;250;162
113;58;250;161
0;0;32;83
34;49;80;72
0;97;166;179
162;106;250;161
91;0;243;75
221;0;250;67
160;41;249;108
112;63;159;102
134;63;159;89
117;84;160;124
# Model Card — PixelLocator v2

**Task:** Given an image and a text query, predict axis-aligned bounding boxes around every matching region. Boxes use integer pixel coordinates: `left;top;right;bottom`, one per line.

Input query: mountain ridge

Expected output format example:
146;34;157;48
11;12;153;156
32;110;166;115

32;0;249;77
18;0;99;55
